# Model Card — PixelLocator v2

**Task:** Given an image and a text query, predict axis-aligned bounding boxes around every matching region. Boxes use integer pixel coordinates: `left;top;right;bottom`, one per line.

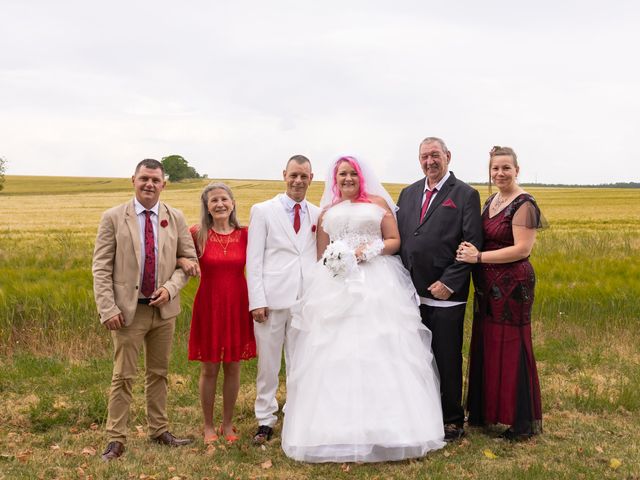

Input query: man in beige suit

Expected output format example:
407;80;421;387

92;159;198;461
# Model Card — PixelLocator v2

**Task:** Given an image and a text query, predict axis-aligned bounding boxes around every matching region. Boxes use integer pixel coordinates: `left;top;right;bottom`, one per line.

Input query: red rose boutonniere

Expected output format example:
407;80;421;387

160;219;169;228
311;225;317;233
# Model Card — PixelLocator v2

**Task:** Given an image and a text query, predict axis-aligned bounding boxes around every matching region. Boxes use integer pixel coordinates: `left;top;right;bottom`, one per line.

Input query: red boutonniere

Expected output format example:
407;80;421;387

160;219;169;228
311;225;317;233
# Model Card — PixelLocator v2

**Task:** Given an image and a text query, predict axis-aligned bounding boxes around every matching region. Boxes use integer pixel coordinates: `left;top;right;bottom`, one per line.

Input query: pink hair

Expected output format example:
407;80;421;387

331;156;371;204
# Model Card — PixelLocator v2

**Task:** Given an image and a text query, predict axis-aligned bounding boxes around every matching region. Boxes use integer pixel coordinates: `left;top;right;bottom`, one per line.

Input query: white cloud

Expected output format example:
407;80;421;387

1;0;638;184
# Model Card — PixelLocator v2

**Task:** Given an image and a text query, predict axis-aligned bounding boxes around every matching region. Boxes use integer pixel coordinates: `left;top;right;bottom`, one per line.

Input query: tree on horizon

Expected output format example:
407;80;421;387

161;155;202;182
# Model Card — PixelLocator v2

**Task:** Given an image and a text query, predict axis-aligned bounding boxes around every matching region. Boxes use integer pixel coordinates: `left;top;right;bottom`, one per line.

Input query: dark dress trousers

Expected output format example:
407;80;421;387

397;171;483;426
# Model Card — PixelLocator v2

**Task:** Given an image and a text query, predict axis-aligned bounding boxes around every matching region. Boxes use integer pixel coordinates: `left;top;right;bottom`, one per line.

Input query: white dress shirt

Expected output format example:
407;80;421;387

279;193;309;228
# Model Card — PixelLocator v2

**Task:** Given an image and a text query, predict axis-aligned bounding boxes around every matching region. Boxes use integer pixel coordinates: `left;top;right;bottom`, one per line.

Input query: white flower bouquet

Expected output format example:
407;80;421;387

322;240;357;277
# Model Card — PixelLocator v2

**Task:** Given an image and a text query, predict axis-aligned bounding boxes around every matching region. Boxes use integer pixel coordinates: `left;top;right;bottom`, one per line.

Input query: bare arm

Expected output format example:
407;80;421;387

316;210;330;260
457;202;537;264
376;197;400;255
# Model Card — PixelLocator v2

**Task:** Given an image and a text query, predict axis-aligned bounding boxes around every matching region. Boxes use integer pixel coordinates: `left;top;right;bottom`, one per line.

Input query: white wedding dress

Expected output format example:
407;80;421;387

282;201;445;463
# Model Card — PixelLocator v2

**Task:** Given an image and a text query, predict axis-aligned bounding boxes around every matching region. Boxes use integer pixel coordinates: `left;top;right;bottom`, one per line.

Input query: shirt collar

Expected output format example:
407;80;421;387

424;170;451;193
134;198;160;216
282;193;306;211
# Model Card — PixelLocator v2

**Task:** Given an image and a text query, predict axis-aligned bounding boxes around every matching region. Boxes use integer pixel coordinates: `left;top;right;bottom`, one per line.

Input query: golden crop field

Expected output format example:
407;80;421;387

0;175;639;479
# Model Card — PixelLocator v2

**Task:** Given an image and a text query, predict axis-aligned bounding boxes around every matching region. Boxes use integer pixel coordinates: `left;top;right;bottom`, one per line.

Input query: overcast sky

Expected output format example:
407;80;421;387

1;0;638;184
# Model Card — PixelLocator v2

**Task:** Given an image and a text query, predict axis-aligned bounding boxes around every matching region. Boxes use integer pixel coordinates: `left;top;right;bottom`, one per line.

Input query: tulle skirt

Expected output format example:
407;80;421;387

282;255;445;463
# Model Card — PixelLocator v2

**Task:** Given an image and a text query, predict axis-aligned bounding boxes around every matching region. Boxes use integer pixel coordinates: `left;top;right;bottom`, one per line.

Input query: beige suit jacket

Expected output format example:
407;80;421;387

92;199;197;325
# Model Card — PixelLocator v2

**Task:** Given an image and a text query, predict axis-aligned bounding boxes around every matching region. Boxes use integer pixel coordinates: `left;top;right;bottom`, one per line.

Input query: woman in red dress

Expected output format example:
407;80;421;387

456;146;545;440
179;182;256;444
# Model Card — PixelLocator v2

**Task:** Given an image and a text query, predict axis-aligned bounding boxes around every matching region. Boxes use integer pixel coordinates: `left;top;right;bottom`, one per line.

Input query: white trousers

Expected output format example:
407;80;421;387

253;308;297;428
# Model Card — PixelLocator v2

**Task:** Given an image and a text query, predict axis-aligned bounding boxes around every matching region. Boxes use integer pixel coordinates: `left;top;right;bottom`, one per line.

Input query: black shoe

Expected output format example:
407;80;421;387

253;425;273;445
151;431;194;447
444;424;465;442
500;428;534;442
101;441;125;461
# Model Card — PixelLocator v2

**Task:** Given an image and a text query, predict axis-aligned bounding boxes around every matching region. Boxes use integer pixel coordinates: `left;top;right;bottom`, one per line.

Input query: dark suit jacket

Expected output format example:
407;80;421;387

397;171;483;302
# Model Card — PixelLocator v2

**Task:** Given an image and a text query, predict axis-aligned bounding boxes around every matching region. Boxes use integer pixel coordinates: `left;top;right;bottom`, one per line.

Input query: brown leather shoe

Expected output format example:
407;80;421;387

101;441;125;461
151;431;193;447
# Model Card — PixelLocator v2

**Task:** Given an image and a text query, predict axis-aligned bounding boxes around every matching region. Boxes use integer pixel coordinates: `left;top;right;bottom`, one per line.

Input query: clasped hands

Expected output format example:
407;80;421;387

103;287;170;330
456;241;480;264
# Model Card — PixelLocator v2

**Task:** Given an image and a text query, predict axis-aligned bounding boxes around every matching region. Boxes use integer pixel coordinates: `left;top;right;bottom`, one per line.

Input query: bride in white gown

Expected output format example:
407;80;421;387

281;156;445;463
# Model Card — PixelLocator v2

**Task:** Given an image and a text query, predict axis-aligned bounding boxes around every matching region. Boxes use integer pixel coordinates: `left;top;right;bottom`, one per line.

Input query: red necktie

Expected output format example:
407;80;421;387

141;210;156;297
293;203;301;233
420;187;438;223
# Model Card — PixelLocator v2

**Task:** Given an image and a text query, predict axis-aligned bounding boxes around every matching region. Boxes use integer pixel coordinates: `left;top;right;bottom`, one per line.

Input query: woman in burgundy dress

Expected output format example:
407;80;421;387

456;146;545;440
179;182;256;444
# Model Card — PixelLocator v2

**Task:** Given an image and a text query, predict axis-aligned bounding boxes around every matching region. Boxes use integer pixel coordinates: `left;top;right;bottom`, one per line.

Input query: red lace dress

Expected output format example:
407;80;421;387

188;226;256;363
466;193;544;435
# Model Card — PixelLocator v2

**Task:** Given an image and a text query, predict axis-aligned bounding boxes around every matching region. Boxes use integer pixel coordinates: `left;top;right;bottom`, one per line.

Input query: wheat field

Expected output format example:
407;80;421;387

0;175;639;479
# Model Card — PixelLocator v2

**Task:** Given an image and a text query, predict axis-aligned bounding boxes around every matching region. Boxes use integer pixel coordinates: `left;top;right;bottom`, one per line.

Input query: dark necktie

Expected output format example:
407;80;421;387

293;203;301;234
141;210;156;297
420;187;438;223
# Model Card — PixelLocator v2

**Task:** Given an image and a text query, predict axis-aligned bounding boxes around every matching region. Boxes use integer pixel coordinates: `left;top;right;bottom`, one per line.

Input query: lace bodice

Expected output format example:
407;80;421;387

322;201;386;249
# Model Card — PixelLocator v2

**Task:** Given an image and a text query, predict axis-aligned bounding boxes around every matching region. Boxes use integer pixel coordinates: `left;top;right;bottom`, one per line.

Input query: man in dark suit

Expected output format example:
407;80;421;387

397;137;482;441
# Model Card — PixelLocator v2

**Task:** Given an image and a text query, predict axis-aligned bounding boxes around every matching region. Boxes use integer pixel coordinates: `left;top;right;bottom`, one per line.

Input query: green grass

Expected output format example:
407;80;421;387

0;176;639;478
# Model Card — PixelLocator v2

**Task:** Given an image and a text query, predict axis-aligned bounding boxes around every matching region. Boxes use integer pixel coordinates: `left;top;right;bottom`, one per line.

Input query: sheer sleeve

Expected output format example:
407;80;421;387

512;199;548;229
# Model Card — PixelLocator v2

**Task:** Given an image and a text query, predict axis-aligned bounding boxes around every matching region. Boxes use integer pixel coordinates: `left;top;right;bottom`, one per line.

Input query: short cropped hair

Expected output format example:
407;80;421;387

135;159;165;175
285;154;312;171
419;137;449;154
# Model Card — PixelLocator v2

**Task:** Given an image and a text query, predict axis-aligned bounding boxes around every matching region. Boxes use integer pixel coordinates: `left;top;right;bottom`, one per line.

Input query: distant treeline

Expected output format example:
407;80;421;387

474;182;640;189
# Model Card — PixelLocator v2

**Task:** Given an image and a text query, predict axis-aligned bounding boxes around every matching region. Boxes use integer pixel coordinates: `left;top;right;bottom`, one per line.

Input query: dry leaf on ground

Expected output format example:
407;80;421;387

609;458;622;470
16;450;33;463
81;446;96;456
260;459;273;469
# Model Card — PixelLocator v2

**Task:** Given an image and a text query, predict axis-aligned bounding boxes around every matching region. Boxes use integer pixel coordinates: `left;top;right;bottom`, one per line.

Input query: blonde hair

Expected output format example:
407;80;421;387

488;146;518;193
195;182;240;256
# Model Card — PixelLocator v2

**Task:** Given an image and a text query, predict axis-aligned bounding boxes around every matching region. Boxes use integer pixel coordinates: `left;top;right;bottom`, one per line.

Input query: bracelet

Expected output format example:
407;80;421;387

476;252;482;264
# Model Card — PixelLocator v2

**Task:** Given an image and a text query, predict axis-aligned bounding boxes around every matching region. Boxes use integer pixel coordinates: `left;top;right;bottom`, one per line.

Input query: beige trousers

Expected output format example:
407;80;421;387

106;304;176;443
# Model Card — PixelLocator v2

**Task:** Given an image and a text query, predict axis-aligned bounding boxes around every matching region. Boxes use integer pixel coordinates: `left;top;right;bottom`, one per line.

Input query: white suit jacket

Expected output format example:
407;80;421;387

247;194;320;311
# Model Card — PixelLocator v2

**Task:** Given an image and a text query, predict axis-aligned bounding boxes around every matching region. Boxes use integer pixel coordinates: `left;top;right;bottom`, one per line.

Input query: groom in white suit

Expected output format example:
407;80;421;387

247;155;320;444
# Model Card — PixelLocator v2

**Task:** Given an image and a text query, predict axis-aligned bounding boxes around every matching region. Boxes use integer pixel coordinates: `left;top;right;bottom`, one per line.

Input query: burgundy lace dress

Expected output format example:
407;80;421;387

466;193;544;435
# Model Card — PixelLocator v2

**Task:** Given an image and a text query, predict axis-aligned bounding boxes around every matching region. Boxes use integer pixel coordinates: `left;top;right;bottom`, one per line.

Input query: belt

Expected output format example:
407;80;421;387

137;298;152;305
